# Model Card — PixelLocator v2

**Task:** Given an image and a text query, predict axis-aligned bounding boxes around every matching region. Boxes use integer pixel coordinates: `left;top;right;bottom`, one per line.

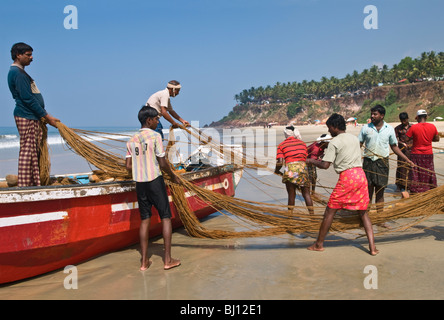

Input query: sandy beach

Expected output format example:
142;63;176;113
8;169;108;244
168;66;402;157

1;121;444;301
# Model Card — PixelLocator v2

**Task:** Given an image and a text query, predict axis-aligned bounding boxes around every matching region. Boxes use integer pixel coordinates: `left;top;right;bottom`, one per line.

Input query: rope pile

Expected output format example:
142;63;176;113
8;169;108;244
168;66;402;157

38;121;50;185
40;122;444;239
168;172;444;239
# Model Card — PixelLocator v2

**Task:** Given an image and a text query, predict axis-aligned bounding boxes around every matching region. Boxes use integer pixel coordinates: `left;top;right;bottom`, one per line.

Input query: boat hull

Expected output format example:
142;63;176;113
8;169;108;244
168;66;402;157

0;165;242;284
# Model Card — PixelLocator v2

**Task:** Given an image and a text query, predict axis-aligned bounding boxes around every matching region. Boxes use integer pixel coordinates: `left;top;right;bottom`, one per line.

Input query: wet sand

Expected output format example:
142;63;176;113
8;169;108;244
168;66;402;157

1;121;444;300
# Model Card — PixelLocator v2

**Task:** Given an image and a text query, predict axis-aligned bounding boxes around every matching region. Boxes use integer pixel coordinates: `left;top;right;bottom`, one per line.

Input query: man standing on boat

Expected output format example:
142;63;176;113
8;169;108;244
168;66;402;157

126;105;182;271
7;42;60;187
145;80;190;139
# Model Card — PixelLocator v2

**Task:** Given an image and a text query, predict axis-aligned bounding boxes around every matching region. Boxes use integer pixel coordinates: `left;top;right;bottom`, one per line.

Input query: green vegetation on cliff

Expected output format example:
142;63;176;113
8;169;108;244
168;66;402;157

212;51;444;127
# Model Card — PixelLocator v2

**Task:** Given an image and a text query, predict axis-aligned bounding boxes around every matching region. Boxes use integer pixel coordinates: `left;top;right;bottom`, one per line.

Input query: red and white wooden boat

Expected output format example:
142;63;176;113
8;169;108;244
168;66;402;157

0;164;243;284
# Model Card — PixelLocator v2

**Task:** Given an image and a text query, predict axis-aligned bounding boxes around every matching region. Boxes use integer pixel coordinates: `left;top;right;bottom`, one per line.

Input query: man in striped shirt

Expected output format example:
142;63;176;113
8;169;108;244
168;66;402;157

275;126;314;214
126;106;182;271
276;133;308;162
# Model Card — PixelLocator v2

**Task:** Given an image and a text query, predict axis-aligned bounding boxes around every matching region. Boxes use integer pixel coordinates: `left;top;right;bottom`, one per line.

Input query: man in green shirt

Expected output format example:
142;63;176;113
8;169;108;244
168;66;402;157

358;105;413;212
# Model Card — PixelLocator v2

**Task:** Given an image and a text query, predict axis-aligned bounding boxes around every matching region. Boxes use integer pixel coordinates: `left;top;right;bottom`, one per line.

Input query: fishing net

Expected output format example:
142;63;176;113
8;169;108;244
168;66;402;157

39;121;444;239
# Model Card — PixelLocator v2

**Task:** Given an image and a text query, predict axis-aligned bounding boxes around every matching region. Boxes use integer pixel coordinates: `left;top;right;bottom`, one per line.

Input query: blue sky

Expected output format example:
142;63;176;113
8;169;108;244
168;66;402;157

1;0;443;128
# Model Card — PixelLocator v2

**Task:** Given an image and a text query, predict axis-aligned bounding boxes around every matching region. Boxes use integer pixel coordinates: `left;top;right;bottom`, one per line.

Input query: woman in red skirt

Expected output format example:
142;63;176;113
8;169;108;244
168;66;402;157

306;114;378;256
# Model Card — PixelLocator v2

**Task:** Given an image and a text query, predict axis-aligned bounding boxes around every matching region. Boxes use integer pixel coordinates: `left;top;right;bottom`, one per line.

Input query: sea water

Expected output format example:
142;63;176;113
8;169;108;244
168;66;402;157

0;126;141;178
0;125;234;178
0;125;278;178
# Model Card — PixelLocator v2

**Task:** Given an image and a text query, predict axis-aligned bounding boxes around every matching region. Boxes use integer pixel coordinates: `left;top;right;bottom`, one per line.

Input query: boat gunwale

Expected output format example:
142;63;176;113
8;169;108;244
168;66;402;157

0;164;243;203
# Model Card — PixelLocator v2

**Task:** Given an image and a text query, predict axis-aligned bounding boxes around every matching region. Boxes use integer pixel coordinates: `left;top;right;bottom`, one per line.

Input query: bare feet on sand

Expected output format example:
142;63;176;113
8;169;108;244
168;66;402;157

307;243;324;252
140;259;153;271
308;243;379;256
164;258;181;270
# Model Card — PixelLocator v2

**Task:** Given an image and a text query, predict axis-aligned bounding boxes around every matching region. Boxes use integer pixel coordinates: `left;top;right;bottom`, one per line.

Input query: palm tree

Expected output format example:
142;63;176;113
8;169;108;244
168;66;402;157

380;64;389;84
351;70;360;91
369;65;380;86
426;51;438;78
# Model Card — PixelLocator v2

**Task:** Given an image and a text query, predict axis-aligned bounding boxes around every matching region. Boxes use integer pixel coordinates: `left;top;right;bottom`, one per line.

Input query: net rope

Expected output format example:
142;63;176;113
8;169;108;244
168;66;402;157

40;121;444;239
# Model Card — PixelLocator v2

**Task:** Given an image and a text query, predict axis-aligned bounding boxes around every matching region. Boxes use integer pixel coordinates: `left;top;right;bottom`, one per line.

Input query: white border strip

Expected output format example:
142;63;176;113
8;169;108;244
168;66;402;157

111;180;229;213
0;211;68;228
111;202;138;212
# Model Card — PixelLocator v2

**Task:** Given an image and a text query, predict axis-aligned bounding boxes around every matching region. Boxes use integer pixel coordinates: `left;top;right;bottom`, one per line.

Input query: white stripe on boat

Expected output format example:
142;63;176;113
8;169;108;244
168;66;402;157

0;211;68;228
111;180;230;212
112;202;138;211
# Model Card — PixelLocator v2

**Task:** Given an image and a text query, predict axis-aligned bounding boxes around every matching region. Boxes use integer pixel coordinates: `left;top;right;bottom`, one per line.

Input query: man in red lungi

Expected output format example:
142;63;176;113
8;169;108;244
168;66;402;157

406;109;440;193
306;114;378;256
7;43;59;187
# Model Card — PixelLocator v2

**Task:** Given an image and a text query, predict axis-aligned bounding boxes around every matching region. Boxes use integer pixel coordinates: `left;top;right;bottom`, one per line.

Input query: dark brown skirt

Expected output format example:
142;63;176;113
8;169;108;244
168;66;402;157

395;149;411;190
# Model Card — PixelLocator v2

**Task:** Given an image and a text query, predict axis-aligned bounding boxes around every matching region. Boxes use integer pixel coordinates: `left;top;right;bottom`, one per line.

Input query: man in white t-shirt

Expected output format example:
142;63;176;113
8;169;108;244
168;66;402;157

146;80;190;139
306;113;378;256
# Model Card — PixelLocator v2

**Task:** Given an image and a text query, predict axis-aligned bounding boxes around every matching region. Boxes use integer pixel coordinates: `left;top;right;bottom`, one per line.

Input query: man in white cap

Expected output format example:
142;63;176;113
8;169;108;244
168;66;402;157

405;109;440;193
145;80;190;139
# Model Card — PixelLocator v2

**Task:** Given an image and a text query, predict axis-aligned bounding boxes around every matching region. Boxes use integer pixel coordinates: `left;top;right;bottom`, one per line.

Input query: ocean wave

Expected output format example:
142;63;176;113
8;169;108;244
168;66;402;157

0;134;18;140
0;135;65;150
0;127;185;150
0;130;138;150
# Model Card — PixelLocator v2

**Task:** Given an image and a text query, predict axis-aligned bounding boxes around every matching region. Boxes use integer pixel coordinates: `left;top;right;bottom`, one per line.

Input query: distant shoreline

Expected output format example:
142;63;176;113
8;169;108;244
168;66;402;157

216;120;444;130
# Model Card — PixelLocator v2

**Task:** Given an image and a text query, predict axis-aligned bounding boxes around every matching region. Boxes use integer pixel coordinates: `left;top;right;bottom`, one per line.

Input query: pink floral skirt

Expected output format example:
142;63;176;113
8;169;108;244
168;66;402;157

328;167;369;211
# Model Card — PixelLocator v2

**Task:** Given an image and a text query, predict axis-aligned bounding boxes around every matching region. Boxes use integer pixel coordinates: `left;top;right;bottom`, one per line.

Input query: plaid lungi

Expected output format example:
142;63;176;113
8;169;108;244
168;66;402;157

14;116;43;187
409;153;437;193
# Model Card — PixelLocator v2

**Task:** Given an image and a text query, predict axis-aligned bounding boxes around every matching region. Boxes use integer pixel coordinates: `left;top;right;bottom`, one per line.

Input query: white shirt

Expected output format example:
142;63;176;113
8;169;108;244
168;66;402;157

146;88;173;117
